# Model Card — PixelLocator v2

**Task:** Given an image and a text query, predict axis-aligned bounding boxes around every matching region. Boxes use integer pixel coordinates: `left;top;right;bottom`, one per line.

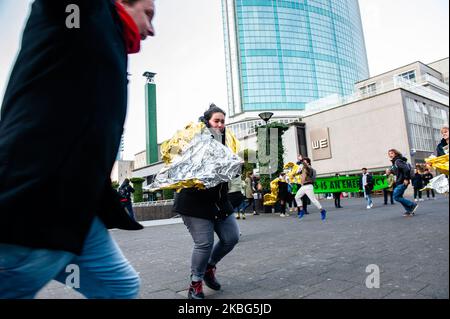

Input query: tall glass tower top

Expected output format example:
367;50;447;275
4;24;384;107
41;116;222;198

222;0;369;117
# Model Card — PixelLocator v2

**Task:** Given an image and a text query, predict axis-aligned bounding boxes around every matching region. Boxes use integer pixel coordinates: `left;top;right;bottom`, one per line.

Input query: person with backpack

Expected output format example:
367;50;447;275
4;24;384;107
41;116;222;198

119;178;136;221
295;155;310;215
359;168;374;209
388;149;418;217
294;157;327;220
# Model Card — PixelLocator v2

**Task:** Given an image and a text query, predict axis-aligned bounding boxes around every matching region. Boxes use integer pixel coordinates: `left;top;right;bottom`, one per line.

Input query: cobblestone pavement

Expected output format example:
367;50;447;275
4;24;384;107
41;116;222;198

37;195;449;299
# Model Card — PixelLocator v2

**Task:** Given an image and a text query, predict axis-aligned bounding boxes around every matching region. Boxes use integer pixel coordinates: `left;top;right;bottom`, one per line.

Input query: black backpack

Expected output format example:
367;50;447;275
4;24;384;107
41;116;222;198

394;159;414;179
309;168;317;183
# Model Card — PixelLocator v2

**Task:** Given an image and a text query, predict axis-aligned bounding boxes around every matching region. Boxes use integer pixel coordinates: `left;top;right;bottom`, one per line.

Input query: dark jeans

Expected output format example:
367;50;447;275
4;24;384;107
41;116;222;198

123;202;136;221
425;189;435;198
0;217;140;299
393;184;415;212
181;214;239;282
413;188;422;199
383;189;394;204
241;198;255;212
333;192;342;207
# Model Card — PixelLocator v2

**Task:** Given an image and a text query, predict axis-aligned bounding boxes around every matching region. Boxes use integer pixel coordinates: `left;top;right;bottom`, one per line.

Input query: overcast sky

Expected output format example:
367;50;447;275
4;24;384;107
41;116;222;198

0;0;449;160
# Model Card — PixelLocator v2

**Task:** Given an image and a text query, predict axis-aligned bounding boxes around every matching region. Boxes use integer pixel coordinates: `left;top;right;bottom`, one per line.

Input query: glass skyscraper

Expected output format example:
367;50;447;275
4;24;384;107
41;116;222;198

222;0;369;117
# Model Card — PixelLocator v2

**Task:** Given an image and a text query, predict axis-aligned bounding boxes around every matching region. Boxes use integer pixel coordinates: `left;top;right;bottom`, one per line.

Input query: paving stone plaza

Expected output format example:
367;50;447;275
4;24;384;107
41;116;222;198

37;196;449;299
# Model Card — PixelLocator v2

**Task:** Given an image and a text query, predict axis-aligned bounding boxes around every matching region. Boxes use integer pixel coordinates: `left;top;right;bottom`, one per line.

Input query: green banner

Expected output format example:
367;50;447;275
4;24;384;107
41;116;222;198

312;175;388;194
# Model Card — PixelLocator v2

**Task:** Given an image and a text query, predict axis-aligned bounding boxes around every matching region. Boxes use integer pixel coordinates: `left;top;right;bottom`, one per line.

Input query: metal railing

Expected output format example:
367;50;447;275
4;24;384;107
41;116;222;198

133;199;174;207
226;75;449;138
303;76;449;117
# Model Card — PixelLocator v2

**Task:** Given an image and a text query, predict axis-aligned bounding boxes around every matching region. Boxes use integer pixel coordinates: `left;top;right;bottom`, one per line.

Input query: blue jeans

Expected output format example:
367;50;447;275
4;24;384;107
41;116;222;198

393;184;415;212
236;198;253;213
0;217;140;299
364;190;373;207
123;202;136;221
181;214;240;282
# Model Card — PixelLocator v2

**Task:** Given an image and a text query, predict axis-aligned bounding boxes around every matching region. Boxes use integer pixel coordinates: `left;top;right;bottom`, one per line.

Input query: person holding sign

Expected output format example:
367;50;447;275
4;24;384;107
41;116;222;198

360;168;374;209
294;157;327;220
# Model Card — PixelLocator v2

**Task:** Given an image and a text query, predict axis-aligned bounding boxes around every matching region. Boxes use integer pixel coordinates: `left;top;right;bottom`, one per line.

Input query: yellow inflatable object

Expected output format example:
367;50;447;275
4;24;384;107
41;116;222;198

263;162;302;206
158;122;240;191
284;162;302;184
425;154;449;176
263;177;288;206
160;122;205;164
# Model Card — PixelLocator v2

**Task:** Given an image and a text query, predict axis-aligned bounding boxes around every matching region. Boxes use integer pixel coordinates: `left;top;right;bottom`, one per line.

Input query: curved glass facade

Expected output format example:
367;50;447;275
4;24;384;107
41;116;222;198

222;0;369;117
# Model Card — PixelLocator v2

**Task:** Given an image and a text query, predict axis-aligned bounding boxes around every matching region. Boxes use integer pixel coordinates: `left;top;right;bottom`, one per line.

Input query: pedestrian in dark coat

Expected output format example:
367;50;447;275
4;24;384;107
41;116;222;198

333;173;343;208
0;0;155;299
422;169;435;199
412;169;423;202
119;178;136;221
173;104;240;299
277;172;290;216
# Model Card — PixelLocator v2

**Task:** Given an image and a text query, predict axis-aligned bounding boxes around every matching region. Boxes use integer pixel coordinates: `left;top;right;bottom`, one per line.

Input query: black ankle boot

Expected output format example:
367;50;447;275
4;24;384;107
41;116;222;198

188;280;205;299
204;264;221;291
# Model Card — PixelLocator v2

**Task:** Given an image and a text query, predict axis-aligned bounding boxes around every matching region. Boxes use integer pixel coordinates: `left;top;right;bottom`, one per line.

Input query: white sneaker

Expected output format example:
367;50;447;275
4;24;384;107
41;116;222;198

366;205;371;209
370;203;373;208
414;198;418;202
419;199;424;202
285;213;290;217
280;213;286;217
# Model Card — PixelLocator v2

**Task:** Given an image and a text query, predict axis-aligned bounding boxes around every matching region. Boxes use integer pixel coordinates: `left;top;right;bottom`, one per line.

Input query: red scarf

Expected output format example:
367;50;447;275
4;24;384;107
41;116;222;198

115;2;141;54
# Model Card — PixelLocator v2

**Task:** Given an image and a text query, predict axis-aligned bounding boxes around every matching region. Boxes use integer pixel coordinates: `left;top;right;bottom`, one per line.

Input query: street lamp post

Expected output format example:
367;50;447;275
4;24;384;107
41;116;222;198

259;112;274;214
258;112;274;181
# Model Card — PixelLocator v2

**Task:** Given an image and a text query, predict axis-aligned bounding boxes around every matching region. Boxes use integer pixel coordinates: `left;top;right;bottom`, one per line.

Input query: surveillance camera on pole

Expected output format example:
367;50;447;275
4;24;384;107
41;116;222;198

143;71;157;83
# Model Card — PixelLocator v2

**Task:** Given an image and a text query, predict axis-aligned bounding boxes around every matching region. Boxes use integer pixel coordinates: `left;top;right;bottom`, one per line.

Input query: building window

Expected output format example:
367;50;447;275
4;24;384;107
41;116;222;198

367;83;377;94
398;70;416;82
359;86;367;95
405;97;447;152
359;83;376;95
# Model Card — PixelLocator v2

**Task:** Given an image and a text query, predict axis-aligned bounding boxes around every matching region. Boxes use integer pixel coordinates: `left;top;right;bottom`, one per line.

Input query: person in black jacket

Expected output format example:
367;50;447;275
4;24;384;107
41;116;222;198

119;178;136;221
436;126;449;156
422;168;435;200
0;0;155;299
333;173;343;208
388;149;418;217
173;104;240;300
277;172;290;217
412;169;424;202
